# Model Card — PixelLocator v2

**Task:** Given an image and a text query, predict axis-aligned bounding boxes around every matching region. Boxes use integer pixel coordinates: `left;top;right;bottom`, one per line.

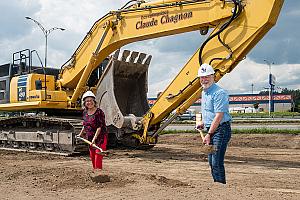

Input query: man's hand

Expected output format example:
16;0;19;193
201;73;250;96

203;134;211;145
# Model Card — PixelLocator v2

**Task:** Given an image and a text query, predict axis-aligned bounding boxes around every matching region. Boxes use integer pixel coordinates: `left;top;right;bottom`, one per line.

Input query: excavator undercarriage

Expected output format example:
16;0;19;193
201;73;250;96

0;116;84;155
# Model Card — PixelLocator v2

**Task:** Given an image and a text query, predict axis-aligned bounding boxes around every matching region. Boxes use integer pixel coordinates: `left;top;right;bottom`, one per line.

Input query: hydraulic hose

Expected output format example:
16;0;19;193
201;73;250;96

198;0;242;66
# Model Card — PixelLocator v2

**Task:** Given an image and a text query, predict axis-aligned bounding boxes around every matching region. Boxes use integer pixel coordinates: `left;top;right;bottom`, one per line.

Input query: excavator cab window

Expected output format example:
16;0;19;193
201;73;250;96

35;79;42;90
10;64;19;77
0;64;10;77
0;80;6;101
87;58;109;87
0;64;11;103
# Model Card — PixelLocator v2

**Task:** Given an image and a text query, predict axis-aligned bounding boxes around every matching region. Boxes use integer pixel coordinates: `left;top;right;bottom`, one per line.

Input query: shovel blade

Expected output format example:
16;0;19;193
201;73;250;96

201;145;217;154
96;151;109;156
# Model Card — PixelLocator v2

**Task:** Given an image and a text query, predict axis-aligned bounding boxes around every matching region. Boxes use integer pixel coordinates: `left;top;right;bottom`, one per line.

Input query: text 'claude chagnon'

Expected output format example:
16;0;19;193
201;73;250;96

136;11;193;30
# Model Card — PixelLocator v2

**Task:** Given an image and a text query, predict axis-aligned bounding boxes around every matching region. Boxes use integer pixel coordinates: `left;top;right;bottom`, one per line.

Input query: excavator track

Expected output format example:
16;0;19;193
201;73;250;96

0;116;87;156
0;115;154;155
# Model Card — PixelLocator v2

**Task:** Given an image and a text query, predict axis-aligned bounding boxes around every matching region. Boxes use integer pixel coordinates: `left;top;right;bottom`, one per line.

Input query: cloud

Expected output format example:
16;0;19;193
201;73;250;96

0;0;298;98
218;59;300;94
146;58;300;97
0;0;41;39
0;0;128;66
249;0;300;64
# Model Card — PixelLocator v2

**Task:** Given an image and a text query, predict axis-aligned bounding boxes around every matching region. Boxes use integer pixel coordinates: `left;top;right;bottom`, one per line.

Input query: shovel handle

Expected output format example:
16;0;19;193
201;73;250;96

195;128;205;141
76;136;104;152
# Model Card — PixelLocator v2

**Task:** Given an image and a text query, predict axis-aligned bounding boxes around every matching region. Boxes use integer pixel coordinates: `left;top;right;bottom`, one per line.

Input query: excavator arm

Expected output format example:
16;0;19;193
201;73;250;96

138;0;284;142
59;0;237;105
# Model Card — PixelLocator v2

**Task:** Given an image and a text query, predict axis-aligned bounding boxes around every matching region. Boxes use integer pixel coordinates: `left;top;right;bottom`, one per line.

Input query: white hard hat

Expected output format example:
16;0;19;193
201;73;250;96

197;63;215;77
82;91;96;101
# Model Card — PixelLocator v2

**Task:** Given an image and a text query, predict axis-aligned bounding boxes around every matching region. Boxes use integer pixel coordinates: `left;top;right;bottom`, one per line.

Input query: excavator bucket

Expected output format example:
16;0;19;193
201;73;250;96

95;50;152;139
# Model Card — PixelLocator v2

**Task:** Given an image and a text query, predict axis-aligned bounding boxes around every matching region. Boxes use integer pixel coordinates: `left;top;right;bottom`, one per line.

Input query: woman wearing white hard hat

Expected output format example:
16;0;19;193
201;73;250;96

197;63;232;184
78;90;108;173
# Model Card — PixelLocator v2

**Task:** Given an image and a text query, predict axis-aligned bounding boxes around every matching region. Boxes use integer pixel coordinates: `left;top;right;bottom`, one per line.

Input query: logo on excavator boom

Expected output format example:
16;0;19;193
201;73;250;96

136;11;193;30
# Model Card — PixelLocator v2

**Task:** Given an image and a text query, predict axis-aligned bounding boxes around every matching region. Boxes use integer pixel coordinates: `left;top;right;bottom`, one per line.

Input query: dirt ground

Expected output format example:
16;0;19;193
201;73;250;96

0;133;299;200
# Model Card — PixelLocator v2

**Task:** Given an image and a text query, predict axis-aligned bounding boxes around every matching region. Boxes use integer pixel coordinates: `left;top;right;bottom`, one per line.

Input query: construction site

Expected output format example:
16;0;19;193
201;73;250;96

0;132;299;200
0;0;299;199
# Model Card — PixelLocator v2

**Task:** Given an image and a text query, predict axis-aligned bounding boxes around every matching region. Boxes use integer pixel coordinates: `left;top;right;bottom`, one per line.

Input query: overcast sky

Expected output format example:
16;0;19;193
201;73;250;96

0;0;299;97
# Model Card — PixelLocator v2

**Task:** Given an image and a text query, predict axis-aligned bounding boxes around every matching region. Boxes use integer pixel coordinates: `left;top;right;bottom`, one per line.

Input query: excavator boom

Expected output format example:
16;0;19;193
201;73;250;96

59;0;236;104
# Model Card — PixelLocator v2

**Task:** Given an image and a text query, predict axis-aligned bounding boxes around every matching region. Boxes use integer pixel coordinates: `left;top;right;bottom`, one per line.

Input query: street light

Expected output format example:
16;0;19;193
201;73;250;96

263;59;275;117
25;17;65;68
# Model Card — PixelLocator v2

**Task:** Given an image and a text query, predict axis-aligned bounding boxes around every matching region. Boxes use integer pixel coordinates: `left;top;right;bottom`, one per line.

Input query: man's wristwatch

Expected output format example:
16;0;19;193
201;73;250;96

208;132;213;136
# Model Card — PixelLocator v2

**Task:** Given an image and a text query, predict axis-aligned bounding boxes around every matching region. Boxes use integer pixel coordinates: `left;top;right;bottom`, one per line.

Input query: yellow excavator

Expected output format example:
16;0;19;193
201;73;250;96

0;0;284;155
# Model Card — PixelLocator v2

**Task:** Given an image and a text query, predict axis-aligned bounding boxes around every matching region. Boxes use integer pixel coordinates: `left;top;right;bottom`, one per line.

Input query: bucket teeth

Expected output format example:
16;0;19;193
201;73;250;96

137;53;146;64
113;49;120;59
129;51;139;63
116;50;150;65
144;55;152;65
121;50;130;61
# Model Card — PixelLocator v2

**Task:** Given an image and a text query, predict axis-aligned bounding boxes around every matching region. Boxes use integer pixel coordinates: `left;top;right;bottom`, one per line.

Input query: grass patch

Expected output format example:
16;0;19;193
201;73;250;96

231;112;300;118
160;128;300;135
171;120;300;124
160;130;198;135
232;128;300;134
231;120;300;124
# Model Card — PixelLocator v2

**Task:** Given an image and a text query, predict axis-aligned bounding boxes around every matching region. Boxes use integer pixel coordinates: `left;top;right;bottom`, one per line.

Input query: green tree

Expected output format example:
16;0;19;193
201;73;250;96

279;88;300;112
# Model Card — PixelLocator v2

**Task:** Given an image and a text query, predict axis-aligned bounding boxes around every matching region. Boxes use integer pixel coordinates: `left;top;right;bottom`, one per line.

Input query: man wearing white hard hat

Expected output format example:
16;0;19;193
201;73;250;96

197;63;232;184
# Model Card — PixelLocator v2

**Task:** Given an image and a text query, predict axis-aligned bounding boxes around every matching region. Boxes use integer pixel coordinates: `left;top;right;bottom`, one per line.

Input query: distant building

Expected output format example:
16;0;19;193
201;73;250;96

148;94;292;113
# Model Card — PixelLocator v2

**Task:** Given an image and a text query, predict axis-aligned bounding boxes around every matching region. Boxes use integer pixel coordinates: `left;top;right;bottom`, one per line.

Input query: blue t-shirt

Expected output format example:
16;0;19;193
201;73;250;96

201;83;232;127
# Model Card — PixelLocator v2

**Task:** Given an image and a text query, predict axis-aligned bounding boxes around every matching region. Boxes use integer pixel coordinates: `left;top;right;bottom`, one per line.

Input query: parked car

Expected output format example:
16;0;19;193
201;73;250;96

176;110;196;121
